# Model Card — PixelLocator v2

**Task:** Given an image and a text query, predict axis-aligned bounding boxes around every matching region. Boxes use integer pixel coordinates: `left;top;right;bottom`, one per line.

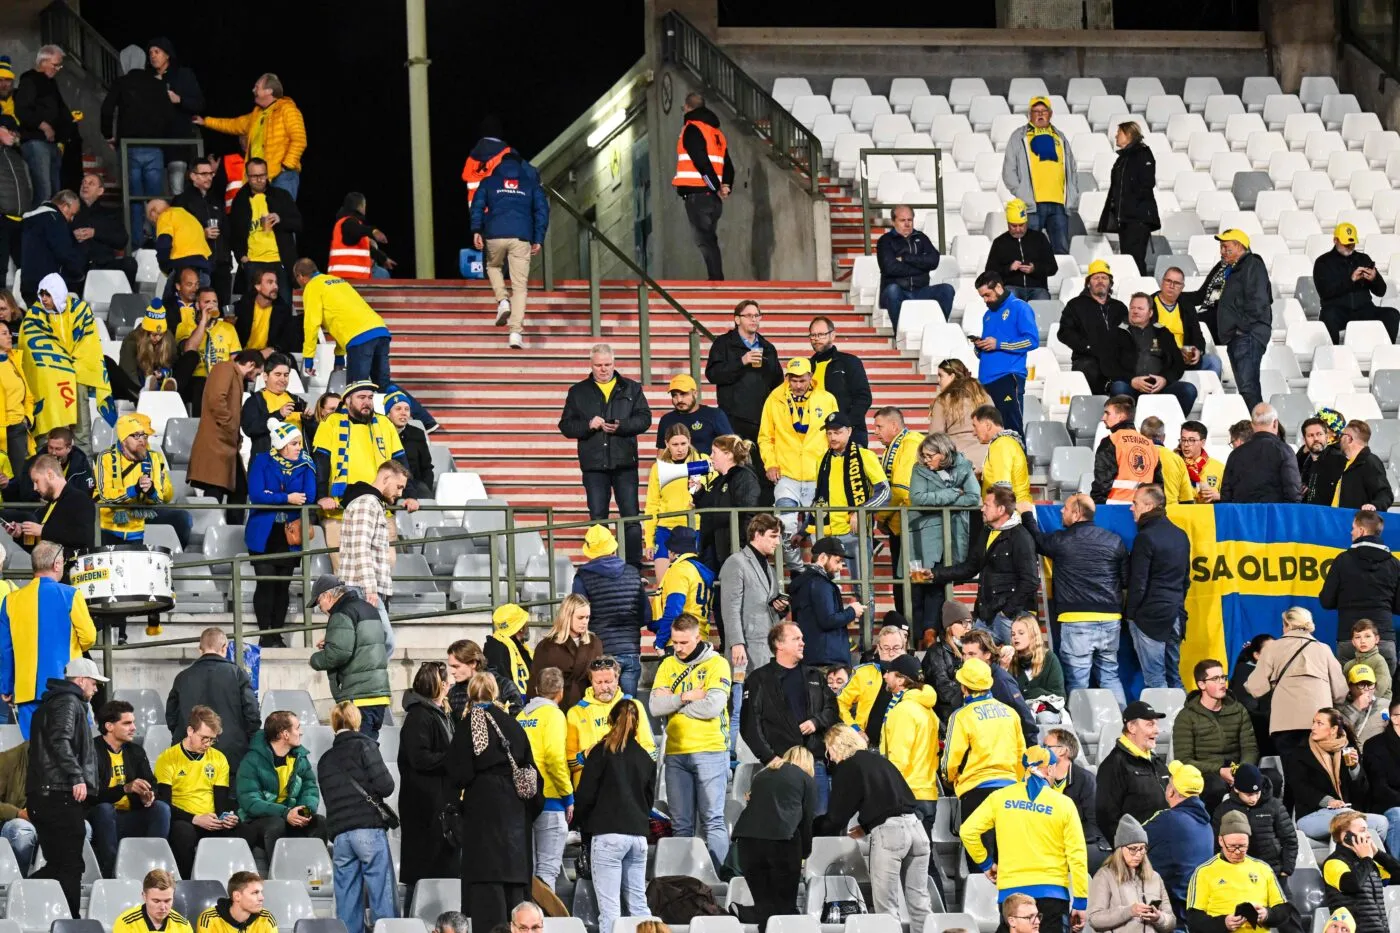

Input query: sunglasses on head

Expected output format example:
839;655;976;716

589;657;619;671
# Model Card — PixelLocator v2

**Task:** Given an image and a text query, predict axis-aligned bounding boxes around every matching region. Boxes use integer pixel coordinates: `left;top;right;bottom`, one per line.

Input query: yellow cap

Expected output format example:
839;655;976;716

581;524;618;560
955;657;993;692
1028;96;1052;111
1087;258;1112;278
492;603;529;637
116;413;154;441
1005;199;1028;224
1334;222;1359;246
1215;228;1252;249
786;358;812;377
668;373;697;393
1348;663;1377;684
1168;760;1205;797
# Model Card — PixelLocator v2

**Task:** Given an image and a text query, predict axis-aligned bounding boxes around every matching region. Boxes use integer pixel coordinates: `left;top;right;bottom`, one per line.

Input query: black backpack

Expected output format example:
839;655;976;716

645;876;724;925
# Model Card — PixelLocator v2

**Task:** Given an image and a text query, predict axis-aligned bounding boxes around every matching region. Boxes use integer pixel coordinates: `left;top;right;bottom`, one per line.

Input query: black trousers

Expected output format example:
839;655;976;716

682;190;724;280
244;812;327;857
253;524;294;645
997;896;1069;933
1119;222;1153;276
739;837;802;933
1321;303;1400;344
582;467;643;568
959;785;999;868
464;882;528;933
0;216;20;280
169;819;254;879
30;791;87;917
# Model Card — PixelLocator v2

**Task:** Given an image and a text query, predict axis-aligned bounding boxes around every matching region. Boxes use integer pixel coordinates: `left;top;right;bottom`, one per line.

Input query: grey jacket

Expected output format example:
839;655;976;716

647;642;730;722
908;452;980;566
1087;865;1176;933
1216;251;1273;345
720;545;781;674
1002;123;1080;212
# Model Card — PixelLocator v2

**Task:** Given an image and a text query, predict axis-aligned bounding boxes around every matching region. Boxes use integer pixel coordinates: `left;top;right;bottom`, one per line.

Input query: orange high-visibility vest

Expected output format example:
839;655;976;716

673;120;727;189
1107;428;1160;501
328;215;373;279
222;154;245;214
462;149;509;206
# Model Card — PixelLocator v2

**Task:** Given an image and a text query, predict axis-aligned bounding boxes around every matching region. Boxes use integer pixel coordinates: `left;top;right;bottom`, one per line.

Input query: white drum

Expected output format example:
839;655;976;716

70;545;174;613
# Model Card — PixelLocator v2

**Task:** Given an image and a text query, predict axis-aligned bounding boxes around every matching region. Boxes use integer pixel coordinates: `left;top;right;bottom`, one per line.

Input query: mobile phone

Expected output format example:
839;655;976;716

1344;831;1358;846
1148;901;1161;909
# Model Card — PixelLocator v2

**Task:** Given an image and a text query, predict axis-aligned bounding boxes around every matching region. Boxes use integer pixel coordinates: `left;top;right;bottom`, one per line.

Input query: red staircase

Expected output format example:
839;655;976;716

822;177;869;281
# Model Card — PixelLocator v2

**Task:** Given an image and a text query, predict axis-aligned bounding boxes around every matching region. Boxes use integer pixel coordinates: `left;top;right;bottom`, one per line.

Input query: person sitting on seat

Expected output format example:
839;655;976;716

1315;221;1392;344
1107;293;1197;416
876;204;953;327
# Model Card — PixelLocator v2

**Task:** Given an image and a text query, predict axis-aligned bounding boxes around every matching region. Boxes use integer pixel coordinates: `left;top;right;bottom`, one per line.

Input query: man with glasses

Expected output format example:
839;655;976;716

508;903;544;933
154;705;249;879
1145;761;1214;927
1177;421;1224;503
808;316;870;447
1044;729;1108;873
759;358;839;573
14;46;72;207
1154;267;1221;377
1173;659;1258;810
876;204;954;327
565;656;655;787
706;300;782;496
1333;420;1393;511
1184;810;1286;933
1002;97;1079;256
1002;893;1047;933
228;157;301;303
175;157;233;307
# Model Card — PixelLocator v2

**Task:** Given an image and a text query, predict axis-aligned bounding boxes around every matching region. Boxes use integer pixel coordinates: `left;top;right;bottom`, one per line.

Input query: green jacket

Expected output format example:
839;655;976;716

0;742;27;820
236;729;320;820
908;452;981;566
1170;690;1259;775
308;590;390;703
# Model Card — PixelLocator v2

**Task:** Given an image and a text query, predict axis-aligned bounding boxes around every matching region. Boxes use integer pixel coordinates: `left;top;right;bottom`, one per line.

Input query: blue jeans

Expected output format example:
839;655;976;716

88;800;172;877
333;827;397;933
21;140;62;207
1298;809;1388;842
1058;620;1126;708
1106;380;1198;416
270;168;300;200
982;373;1026;435
664;751;730;866
127;147;165;250
371;264;391;279
837;532;875;631
879;282;954;330
1227;333;1267;413
1029;202;1070;255
532;810;568;889
1384;807;1400;856
1129;619;1183;689
976;613;1015;647
592;833;649;933
1009;286;1052;302
615;652;642;697
1189;354;1224;377
345;337;437;428
358;705;385;741
2;818;37;874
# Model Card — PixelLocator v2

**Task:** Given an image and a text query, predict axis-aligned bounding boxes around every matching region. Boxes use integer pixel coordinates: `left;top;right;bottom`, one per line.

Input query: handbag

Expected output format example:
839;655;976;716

284;519;304;546
347;775;400;830
1258;638;1313;720
471;706;540;800
439;800;464;847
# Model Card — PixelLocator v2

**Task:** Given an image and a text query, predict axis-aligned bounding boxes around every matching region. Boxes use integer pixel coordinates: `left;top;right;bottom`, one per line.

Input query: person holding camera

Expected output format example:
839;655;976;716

1088;815;1175;933
1321;810;1400;933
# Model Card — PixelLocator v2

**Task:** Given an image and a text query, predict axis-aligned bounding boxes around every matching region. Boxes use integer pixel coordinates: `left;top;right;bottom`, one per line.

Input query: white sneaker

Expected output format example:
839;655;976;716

509;332;524;349
494;299;510;326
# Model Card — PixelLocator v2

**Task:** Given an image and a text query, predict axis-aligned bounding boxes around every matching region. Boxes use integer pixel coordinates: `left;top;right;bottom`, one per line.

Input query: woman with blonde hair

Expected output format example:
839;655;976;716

696;433;760;566
1008;613;1066;722
1245;607;1348;760
732;745;818;931
1087;814;1175;933
528;593;602;710
928;359;991;468
642;422;708;585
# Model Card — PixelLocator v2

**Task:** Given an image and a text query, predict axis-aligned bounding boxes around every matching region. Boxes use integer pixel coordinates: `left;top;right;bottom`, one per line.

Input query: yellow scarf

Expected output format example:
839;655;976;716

491;632;530;692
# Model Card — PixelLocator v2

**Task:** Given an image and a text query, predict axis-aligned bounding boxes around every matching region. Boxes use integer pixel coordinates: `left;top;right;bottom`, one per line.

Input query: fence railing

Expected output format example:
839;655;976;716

660;11;822;194
39;1;121;90
117;138;208;244
860;148;949;255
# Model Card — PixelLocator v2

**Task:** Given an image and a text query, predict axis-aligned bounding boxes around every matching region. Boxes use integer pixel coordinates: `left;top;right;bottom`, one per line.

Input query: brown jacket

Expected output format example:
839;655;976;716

1244;632;1347;734
0;742;27;819
928;400;988;470
188;360;245;491
527;634;603;712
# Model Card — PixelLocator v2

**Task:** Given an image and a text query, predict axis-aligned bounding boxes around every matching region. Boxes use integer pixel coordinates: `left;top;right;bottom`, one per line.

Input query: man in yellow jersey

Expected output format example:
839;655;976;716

960;746;1088;933
312;382;407;563
90;699;169;878
565;657;655;786
518;666;572;889
972;405;1031;504
1334;419;1393;510
931;486;1038;645
308;574;391;740
156;706;247;879
812;411;888;621
1178;421;1225;503
146;198;211;303
234;269;296;358
648;613;732;867
1091;394;1163;505
1153;266;1222;377
113;869;192;933
1140;416;1196;504
872;407;924;621
235;711;324;858
759;358;839;572
293;258;436;430
95;413;175;550
227;157;300;301
879;653;939;834
837;624;910;744
651;527;715;650
1002;96;1078;254
941;657;1026;867
176;285;242;414
195;870;278;933
1184;809;1287;933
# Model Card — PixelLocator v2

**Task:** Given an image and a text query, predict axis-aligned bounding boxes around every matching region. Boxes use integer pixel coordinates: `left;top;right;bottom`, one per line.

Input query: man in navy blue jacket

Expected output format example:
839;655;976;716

876;205;953;328
470;151;549;350
788;536;864;666
1127;485;1191;689
19;189;84;306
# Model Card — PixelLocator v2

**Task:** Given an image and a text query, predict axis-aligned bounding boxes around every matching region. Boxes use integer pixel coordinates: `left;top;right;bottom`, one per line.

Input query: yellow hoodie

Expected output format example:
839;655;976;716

565;686;657;787
642;448;710;550
517;697;573;811
959;779;1089;908
758;384;839;482
941;693;1026;796
982;433;1031;504
836;663;884;732
880;685;940;801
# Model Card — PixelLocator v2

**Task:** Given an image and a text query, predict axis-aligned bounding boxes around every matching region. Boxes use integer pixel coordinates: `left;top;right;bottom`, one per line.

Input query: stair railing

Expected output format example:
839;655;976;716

39;1;121;90
540;184;713;386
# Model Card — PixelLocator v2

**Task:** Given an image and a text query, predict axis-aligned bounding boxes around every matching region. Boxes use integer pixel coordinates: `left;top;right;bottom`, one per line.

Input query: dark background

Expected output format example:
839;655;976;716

84;0;1258;278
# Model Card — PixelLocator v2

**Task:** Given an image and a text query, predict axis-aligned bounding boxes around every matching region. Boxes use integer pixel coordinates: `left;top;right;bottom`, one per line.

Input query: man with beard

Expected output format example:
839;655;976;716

1059;260;1127;394
233;267;296;358
1299;415;1346;505
655;373;731;455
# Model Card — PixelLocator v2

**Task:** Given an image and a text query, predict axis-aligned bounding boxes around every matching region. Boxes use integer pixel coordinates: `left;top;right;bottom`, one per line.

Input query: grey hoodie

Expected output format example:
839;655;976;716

119;45;145;75
646;641;730;722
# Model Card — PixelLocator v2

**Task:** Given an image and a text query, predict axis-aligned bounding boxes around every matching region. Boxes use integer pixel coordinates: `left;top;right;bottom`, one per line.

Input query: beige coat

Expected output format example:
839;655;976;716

928;400;988;470
1087;864;1176;933
187;360;245;492
1244;632;1348;734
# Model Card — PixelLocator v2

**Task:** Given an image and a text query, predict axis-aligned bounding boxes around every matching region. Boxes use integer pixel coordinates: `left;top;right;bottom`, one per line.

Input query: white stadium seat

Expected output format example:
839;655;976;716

888;77;930;113
1283;111;1327;150
1242;76;1284;113
1348;170;1391;209
1184;77;1224;113
1343;112;1384;151
1328;150;1370;187
1087;95;1129;131
1262;94;1305;131
790;95;832;128
1322;93;1362;131
967;95;1010;132
1067;78;1108;113
1145;94;1186;131
1167;112;1208;151
1364;130;1400;168
1314;189;1358;227
850;95;893;133
1305;130;1347;169
1300;76;1340;112
1007;77;1050;107
1204;94;1245;132
1254;190;1298;233
870;112;914;148
829;77;872;113
1268;150;1310;189
1225;112;1267;151
1187;132;1230;171
909;95;952;131
770;78;813;110
1245;131;1287;170
1290;170;1333;208
948;78;990;113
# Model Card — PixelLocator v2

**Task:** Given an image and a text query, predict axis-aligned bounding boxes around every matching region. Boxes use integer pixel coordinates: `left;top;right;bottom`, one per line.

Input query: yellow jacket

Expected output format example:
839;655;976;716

880;685;940;801
114;906;192;933
518;698;573;810
565;687;656;786
1156;445;1196;505
941;692;1025;796
758;385;839;482
982;433;1031;504
876;429;925;534
959;779;1089;908
94;447;175;539
0;352;32;429
643;449;709;549
203;97;307;176
836;662;883;731
300;274;390;359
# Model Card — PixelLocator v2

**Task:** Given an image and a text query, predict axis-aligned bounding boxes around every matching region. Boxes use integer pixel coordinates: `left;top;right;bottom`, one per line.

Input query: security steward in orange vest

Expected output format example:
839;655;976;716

328;192;392;280
1090;394;1162;505
461;115;513;207
673;92;734;281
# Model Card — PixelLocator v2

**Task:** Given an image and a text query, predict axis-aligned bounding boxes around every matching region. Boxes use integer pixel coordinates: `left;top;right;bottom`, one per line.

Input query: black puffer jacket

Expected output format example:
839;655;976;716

1022;511;1128;616
1221;430;1302;504
1324;844;1400;933
1211;777;1296;878
705;328;782;426
163;653;261;774
558;371;652;471
27;679;96;797
0;145;33;217
317;729;395;839
1059;293;1128;393
921;639;964;731
1099;140;1159;233
572;556;650;656
1320;537;1400;643
1095;738;1170;841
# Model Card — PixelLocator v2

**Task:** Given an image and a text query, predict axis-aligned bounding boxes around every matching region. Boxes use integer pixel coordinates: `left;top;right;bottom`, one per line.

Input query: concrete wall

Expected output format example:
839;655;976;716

543;116;650;282
1339;41;1400;134
1260;0;1339;91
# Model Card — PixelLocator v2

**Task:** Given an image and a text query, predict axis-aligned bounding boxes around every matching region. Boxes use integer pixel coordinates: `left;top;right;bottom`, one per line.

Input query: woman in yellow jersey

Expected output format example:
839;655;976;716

642;423;708;585
929;359;991;470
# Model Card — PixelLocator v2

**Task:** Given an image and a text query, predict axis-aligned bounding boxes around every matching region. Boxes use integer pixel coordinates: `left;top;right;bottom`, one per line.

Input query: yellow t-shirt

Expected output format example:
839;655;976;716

819;447;888;536
155;744;230;816
175;318;242;378
156;207;211;261
1026;128;1066;206
597;377;616;402
1186;855;1285;919
246;193;280;262
248;301;273;350
106;746;131;811
652;651;732;755
115;906;192;933
1153;296;1186;348
273;753;295;804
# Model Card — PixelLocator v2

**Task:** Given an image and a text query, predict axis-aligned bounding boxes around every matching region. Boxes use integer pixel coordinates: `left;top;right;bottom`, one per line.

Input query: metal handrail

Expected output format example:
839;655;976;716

39;1;121;89
859;148;948;254
117;138;207;244
660;11;822;193
540;184;712;386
